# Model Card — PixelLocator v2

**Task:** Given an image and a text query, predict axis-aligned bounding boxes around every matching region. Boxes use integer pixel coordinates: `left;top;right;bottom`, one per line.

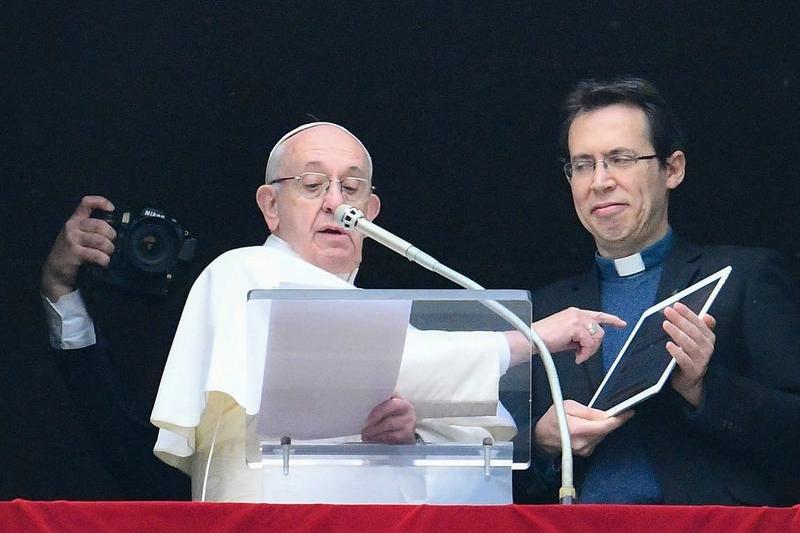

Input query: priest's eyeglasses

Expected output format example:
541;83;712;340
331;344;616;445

563;153;658;181
270;172;374;202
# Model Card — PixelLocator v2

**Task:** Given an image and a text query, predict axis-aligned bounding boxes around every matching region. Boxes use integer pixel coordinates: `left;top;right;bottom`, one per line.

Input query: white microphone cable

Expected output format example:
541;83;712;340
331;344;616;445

336;204;576;504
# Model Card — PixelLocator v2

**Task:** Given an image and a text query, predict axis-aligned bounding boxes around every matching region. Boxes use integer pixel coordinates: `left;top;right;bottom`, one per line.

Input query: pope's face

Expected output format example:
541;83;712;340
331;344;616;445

257;125;380;273
567;104;684;258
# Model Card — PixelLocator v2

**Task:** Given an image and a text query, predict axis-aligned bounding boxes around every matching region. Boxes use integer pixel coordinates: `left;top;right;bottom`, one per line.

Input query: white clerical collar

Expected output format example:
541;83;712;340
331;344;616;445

612;253;646;276
263;234;360;284
596;229;675;278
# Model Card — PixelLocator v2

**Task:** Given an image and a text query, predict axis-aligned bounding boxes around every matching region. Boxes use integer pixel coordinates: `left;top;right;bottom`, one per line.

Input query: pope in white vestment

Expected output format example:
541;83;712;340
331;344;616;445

39;122;615;502
150;235;518;501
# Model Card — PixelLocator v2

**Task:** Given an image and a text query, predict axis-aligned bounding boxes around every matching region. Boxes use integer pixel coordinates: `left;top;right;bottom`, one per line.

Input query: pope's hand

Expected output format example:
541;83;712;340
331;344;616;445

533;307;627;363
361;395;416;444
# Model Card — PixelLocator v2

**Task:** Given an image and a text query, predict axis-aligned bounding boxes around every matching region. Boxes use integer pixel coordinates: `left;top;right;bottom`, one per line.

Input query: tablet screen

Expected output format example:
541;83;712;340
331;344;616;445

589;266;731;416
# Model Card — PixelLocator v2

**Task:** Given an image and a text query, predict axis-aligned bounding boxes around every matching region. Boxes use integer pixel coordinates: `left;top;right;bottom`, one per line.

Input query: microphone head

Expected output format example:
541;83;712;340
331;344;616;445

335;204;364;231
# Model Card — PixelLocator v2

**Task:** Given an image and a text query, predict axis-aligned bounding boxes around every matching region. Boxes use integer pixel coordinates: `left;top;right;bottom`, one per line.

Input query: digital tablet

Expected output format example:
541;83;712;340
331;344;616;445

588;265;732;417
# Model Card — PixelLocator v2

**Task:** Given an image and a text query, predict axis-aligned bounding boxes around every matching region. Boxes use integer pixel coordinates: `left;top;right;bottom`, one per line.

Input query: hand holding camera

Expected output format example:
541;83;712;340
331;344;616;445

41;196;117;301
42;195;197;299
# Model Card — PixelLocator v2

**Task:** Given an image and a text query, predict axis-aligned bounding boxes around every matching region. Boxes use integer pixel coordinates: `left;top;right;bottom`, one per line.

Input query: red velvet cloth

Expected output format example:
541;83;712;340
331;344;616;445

3;500;799;533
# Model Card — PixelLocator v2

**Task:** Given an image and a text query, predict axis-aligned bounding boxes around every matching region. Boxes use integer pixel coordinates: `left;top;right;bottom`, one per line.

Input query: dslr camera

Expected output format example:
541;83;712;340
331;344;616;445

81;206;197;297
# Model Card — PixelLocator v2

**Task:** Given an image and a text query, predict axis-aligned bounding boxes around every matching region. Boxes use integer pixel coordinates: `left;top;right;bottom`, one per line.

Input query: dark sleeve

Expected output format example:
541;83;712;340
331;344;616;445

513;283;581;504
54;336;190;500
683;250;800;475
512;436;562;504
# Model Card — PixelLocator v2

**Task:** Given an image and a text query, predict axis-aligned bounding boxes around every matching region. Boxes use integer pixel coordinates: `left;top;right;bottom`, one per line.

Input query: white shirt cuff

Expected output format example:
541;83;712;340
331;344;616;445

42;290;97;350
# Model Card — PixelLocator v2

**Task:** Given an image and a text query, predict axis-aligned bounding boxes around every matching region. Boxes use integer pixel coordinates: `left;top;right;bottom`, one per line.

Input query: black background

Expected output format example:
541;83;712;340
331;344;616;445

2;2;798;499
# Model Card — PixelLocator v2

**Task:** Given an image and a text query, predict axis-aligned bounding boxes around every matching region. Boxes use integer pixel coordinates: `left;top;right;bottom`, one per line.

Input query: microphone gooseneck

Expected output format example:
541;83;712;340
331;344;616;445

335;203;577;504
335;204;441;271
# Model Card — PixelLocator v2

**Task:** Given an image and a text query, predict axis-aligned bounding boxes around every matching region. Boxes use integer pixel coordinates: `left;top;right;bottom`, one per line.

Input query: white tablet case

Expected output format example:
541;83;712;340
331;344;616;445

588;265;732;417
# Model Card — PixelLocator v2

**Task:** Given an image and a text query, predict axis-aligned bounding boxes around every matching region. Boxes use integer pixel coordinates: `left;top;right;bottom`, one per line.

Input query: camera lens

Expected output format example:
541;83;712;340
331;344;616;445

125;218;180;273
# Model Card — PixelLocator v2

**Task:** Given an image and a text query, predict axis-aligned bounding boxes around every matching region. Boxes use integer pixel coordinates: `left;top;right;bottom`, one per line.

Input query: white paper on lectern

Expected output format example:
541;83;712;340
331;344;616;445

255;296;412;440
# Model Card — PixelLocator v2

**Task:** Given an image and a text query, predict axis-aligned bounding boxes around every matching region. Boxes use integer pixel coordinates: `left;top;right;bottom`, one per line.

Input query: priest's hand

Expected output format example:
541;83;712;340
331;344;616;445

663;302;717;408
41;195;117;301
534;400;634;457
361;395;416;444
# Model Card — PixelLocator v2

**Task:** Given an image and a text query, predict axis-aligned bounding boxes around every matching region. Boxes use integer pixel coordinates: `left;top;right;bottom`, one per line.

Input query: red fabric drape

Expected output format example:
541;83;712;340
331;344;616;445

3;500;799;533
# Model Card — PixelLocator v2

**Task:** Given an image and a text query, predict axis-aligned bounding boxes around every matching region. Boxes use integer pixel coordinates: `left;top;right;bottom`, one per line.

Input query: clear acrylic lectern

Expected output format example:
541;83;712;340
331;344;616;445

244;289;532;504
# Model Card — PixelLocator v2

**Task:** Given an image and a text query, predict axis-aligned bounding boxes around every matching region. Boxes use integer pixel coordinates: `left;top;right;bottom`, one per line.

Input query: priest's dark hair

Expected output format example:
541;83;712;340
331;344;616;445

559;76;685;167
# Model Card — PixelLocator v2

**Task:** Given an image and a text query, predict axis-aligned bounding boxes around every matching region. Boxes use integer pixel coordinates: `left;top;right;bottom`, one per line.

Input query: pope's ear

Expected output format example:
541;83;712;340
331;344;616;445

366;193;380;221
256;184;279;232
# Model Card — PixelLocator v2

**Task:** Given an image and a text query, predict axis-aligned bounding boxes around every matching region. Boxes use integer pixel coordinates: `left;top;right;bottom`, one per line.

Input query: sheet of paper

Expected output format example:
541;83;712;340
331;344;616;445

255;295;412;440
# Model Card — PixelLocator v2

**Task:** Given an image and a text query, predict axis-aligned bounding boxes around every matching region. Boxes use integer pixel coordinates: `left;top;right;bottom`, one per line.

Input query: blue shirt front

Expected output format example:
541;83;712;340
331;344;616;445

579;230;674;504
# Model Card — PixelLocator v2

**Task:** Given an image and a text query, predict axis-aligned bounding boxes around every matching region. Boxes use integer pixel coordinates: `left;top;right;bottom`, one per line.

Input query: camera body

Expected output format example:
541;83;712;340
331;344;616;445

82;206;197;297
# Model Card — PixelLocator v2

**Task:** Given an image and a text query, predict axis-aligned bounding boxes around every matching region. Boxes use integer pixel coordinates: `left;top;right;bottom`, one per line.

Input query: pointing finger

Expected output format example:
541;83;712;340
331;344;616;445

593;311;627;329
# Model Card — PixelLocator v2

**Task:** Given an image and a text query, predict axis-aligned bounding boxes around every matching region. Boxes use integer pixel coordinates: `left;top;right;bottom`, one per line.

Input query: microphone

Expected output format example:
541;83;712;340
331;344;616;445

335;204;441;272
335;203;577;504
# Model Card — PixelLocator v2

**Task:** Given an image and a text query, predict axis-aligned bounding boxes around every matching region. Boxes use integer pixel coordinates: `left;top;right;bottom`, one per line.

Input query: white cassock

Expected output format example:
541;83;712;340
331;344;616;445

151;235;517;502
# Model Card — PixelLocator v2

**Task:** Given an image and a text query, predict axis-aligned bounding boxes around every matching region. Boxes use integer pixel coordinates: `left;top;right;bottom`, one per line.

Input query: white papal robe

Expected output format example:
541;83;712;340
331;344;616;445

151;236;517;501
